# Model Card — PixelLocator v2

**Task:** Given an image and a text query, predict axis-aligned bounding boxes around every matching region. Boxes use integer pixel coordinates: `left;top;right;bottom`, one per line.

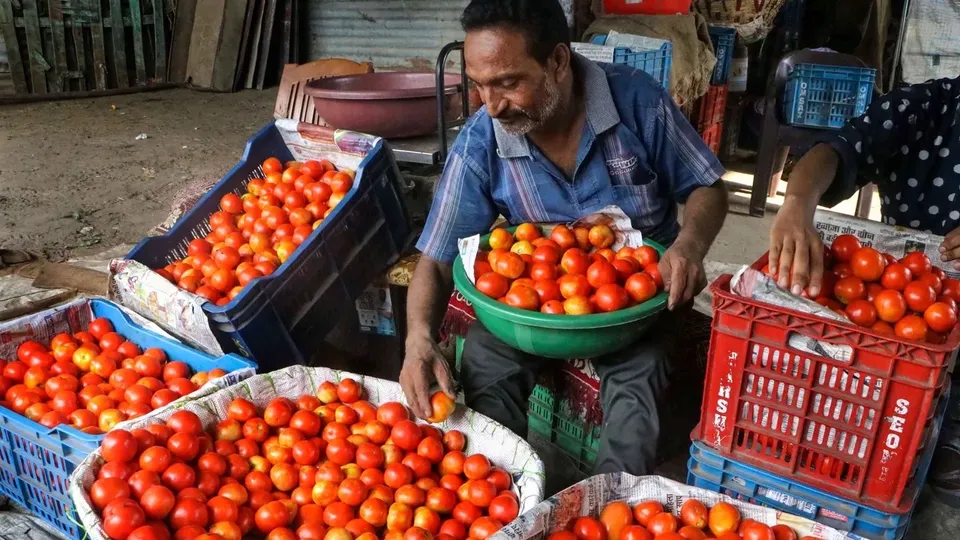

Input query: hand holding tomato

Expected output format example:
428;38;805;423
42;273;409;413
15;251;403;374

400;335;456;421
658;237;707;310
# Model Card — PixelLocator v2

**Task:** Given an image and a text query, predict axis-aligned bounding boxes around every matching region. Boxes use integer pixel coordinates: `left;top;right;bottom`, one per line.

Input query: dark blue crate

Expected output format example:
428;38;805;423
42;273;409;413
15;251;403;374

783;63;876;129
687;385;948;540
587;35;672;90
0;298;255;540
126;123;411;369
708;25;736;85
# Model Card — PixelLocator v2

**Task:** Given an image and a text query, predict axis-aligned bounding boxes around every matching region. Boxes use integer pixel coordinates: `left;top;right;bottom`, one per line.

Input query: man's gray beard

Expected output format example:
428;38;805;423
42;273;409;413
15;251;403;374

499;80;562;135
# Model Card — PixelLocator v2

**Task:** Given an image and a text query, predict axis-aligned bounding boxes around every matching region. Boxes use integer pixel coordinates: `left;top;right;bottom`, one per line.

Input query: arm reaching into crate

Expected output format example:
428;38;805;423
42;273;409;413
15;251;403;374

769;77;960;295
401;255;458;420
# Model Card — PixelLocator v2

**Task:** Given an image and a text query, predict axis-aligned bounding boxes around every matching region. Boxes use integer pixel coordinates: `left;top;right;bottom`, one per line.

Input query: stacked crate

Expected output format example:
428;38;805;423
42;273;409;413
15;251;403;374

688;254;955;539
697;26;736;155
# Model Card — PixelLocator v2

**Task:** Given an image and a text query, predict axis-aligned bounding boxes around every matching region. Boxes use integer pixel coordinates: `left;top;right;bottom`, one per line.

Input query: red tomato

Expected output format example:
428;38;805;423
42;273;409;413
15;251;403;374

586;260;618;289
140;485;175;520
904;281;937;312
895;314;929;341
850;247;886;282
919;272;944;295
901;252;933;277
102;499;147;540
845;299;877;327
167;410;203;435
880;263;912;291
594;284;630;312
830;234;862;263
391;420;423;451
942;278;960;302
874;289;907;323
91;478;131;510
834;276;866;304
101;430;138;462
573;516;608;540
925;302;958;333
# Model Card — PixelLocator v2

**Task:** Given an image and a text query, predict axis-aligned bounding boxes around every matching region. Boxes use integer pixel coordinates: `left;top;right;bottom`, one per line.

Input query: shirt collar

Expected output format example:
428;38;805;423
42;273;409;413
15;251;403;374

493;53;621;159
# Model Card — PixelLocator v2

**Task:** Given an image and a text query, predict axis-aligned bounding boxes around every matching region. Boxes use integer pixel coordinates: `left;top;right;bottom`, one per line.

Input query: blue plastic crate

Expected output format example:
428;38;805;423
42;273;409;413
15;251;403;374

126;122;411;369
708;25;736;85
687;385;948;540
0;298;255;540
587;35;672;90
783;63;877;129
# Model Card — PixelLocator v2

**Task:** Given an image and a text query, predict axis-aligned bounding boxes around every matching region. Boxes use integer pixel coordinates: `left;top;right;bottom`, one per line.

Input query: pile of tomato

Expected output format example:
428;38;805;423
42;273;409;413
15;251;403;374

155;158;356;306
87;378;520;540
472;223;664;315
550;499;812;540
765;234;960;343
3;318;226;434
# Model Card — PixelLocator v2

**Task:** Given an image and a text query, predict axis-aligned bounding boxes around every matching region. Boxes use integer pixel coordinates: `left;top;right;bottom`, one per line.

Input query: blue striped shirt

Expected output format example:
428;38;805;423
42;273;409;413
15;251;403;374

416;54;725;264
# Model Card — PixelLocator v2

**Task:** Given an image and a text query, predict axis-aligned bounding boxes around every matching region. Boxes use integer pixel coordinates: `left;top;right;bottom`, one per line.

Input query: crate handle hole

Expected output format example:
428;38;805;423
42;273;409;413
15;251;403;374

786;333;853;364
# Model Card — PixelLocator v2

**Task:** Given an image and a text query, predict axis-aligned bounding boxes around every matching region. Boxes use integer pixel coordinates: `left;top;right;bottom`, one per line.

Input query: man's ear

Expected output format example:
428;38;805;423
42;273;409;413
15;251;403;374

550;43;571;81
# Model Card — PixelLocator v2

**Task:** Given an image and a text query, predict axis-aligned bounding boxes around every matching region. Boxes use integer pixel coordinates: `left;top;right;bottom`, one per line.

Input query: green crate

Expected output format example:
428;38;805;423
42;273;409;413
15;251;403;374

454;335;602;475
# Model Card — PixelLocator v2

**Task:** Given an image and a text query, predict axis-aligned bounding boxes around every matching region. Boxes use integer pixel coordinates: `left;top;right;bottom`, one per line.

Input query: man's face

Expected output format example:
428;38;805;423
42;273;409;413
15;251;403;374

464;27;563;135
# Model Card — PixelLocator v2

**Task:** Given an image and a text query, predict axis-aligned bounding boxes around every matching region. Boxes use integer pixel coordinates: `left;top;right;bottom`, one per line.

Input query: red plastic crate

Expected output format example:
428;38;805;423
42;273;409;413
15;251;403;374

602;0;692;15
697;84;728;131
700;123;722;155
696;255;957;513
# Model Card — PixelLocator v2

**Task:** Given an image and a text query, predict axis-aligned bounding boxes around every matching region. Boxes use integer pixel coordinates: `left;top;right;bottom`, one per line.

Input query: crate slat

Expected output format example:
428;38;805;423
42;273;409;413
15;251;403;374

48;0;70;92
0;0;29;93
128;0;146;84
20;0;48;93
108;0;126;87
151;0;165;81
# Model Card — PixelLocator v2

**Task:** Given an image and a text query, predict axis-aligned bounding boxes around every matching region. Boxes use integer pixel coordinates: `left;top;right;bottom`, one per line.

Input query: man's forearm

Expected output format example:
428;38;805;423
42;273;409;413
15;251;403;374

677;182;729;257
406;255;455;343
783;143;840;215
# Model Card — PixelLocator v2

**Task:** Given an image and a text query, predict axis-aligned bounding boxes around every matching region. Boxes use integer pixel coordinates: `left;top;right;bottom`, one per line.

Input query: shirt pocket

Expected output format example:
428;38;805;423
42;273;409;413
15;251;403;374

612;184;664;229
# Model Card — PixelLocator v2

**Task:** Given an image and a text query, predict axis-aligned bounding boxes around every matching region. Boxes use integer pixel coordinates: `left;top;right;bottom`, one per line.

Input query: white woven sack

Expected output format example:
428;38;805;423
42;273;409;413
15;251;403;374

71;365;546;540
492;474;851;540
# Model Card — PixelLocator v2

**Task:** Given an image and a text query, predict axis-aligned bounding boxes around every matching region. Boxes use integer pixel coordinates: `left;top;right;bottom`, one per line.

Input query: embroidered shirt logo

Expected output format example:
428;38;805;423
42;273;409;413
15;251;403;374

606;156;638;175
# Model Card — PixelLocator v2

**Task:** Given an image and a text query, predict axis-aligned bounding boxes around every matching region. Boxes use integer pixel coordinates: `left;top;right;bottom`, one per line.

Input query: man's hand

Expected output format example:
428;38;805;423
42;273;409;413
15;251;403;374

659;237;707;310
400;333;456;420
769;196;824;296
940;227;960;267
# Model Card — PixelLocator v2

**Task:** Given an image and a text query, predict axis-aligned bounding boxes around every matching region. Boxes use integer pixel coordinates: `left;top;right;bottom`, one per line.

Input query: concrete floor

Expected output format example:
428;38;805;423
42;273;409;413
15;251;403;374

0;88;955;538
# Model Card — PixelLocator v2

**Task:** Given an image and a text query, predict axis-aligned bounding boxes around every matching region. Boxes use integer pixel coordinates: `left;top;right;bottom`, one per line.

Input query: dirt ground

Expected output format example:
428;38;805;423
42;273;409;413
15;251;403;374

0;89;276;260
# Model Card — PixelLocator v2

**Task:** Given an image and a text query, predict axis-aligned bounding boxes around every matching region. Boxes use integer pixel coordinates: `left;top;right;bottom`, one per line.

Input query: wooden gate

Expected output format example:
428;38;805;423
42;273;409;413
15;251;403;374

0;0;168;94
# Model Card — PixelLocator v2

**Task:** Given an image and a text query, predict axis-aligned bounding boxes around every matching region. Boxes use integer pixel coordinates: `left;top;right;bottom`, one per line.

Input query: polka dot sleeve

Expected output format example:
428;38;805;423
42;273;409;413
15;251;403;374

819;81;949;207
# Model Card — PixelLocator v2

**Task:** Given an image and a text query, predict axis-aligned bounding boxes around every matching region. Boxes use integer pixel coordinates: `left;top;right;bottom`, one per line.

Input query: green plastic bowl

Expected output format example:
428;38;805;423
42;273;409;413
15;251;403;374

452;226;668;359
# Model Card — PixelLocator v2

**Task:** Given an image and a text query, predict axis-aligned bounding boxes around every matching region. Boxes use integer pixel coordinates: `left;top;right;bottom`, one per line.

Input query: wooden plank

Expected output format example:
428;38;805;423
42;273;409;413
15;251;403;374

151;0;165;81
244;0;264;89
128;0;146;84
71;16;88;90
255;0;277;90
277;0;290;82
167;0;195;81
13;15;156;27
108;0;126;87
290;0;298;63
89;8;108;89
48;0;70;92
0;0;29;93
231;0;257;90
186;0;245;90
20;0;47;93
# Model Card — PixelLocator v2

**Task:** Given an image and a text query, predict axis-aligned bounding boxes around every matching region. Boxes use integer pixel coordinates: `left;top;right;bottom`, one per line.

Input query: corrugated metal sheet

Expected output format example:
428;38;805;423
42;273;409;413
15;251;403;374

306;0;468;71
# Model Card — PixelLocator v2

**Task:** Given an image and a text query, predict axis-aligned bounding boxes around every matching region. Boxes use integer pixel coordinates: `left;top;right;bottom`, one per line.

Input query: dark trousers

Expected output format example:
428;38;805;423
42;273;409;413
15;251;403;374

460;318;671;475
